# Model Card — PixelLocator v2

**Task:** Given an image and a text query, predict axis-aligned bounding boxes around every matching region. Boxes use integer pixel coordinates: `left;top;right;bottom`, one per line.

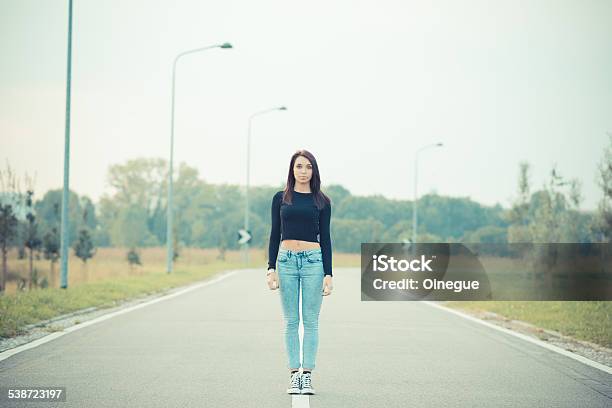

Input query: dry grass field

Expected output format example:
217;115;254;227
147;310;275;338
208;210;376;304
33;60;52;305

2;247;247;294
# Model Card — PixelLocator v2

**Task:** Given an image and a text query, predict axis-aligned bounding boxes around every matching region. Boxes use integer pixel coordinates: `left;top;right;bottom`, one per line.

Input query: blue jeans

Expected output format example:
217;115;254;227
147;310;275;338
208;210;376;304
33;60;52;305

277;247;325;370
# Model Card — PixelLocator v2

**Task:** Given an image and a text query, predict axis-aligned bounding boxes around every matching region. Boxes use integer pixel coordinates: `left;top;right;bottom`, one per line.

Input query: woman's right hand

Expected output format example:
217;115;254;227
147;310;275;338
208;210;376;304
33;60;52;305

267;270;279;290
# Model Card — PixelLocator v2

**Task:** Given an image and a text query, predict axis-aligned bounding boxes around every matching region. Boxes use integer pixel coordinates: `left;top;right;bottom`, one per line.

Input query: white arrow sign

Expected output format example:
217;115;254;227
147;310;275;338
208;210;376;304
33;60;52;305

238;229;252;244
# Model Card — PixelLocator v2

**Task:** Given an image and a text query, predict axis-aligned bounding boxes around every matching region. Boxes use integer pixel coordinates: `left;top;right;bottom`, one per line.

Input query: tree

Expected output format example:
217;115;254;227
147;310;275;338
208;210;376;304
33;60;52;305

100;158;168;248
148;196;166;245
35;189;95;246
106;158;167;212
172;163;216;247
73;207;96;265
507;162;585;244
332;218;385;252
529;166;577;243
507;162;532;243
74;227;96;283
325;184;351;208
23;190;42;290
593;133;612;242
0;204;18;294
0;163;21;294
110;204;156;247
127;248;141;273
74;229;96;264
43;226;60;288
416;194;506;241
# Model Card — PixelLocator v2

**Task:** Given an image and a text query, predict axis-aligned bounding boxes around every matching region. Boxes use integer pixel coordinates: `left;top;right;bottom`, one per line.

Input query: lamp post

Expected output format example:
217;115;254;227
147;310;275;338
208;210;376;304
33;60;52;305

412;142;443;245
244;106;287;265
167;42;233;274
60;0;74;288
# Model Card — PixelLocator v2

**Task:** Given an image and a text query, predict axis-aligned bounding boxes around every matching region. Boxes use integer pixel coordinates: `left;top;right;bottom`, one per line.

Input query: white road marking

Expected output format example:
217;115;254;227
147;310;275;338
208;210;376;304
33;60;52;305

0;269;239;363
423;301;612;375
292;395;310;408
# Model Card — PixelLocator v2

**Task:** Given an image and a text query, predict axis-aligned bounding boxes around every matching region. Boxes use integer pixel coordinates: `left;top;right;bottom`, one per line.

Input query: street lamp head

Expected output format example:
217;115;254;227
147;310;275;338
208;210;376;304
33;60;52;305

436;142;443;147
219;42;233;49
279;106;288;111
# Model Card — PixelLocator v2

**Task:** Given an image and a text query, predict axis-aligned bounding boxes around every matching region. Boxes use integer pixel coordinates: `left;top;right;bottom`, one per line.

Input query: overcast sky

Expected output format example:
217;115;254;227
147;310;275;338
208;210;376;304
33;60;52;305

1;0;610;210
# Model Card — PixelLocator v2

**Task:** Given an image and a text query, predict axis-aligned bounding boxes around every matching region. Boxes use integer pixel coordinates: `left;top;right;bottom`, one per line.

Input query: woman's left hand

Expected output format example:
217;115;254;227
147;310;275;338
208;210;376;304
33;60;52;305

322;276;333;296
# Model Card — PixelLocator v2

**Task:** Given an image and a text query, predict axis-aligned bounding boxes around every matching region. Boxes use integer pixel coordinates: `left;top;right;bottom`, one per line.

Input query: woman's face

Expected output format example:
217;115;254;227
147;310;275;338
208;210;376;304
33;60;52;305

293;155;313;184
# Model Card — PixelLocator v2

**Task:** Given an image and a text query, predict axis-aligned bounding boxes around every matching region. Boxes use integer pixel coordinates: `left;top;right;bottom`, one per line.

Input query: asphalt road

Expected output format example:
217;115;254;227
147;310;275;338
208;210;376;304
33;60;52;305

1;267;610;407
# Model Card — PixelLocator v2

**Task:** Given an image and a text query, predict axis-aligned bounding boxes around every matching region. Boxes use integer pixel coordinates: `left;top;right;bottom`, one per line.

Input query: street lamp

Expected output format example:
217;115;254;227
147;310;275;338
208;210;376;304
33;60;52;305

167;42;233;274
412;142;443;245
60;0;74;289
244;106;287;265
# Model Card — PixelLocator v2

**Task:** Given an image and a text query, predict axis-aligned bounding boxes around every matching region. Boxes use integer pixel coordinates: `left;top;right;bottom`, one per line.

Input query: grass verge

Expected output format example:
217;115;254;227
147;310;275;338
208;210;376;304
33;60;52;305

0;261;242;338
444;301;612;348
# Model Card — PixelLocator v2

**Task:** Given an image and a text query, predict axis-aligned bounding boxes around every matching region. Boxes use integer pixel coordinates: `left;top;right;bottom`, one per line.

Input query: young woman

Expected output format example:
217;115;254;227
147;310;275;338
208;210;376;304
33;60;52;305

266;149;333;395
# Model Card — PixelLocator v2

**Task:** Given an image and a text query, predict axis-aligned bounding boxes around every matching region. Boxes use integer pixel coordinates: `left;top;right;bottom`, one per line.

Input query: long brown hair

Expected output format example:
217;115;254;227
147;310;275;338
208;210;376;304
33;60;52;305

282;149;331;210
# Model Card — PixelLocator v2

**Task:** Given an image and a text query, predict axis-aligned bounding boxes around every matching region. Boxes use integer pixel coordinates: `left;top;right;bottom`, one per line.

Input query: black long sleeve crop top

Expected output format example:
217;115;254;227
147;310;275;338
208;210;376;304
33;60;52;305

268;190;333;276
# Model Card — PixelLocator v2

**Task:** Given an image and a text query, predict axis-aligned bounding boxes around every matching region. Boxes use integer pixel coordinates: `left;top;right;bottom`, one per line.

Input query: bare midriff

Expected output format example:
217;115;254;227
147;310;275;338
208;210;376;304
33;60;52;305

280;239;321;251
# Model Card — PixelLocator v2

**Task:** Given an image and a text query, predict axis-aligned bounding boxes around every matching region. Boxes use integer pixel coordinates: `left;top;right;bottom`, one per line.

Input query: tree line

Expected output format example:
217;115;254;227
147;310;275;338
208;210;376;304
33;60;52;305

1;136;610;293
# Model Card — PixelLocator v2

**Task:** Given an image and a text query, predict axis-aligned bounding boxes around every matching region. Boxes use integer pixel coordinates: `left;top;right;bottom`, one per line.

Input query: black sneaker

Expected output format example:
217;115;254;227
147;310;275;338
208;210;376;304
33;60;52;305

287;371;301;394
300;372;315;395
